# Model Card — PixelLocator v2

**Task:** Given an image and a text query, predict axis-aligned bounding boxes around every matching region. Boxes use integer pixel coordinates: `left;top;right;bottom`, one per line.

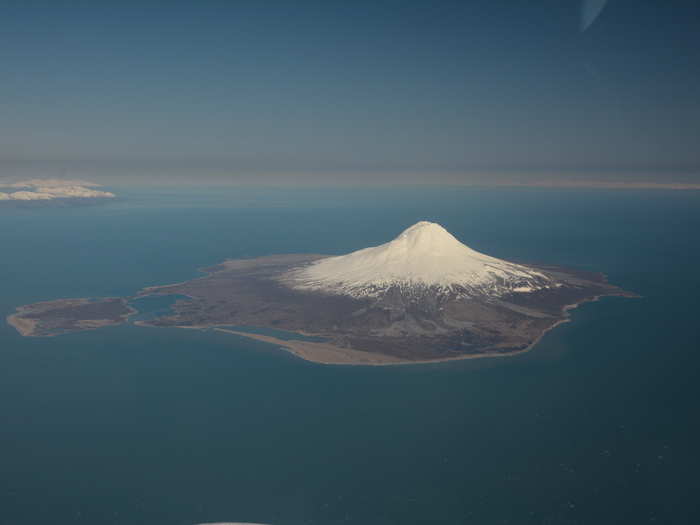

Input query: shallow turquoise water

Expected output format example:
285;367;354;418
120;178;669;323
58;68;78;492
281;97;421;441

1;187;698;524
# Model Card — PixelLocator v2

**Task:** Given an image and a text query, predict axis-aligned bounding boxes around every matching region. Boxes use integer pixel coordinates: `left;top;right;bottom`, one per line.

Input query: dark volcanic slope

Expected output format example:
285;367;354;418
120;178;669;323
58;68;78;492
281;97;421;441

133;254;635;361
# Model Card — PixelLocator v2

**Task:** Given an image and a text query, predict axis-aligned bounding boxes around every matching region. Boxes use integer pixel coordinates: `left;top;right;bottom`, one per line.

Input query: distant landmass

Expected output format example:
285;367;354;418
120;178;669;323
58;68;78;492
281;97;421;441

0;179;115;202
7;222;637;365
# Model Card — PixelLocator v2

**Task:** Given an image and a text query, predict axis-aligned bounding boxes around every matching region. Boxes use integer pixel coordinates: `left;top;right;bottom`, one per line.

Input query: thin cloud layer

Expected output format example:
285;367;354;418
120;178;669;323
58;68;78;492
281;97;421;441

0;179;115;201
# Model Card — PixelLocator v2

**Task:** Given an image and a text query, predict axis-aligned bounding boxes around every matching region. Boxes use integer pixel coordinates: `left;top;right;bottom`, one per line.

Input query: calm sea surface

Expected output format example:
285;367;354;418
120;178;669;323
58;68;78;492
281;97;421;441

1;187;699;525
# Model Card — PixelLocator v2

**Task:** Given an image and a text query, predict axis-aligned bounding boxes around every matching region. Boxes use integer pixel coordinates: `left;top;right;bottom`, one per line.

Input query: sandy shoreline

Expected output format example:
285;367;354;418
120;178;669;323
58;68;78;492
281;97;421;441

6;313;38;337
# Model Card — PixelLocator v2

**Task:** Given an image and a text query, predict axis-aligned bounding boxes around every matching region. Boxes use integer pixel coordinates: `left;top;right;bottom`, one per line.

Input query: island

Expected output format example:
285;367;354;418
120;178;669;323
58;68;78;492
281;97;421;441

7;222;638;365
7;298;134;337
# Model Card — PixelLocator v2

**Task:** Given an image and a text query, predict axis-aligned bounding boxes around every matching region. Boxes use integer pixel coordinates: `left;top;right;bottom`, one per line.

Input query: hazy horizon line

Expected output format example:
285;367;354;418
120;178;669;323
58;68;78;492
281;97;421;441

3;175;700;191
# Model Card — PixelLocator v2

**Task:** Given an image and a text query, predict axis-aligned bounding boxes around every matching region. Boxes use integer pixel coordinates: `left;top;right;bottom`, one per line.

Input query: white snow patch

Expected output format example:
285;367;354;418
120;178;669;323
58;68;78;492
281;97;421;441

282;221;550;298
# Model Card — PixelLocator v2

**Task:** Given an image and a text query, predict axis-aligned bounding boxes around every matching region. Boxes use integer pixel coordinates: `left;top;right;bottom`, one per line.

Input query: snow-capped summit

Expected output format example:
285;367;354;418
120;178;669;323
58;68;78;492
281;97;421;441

282;221;550;298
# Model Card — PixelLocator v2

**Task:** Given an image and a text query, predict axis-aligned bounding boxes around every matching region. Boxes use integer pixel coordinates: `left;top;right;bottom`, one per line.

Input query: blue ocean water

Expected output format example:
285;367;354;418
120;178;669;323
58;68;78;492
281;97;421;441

1;186;699;525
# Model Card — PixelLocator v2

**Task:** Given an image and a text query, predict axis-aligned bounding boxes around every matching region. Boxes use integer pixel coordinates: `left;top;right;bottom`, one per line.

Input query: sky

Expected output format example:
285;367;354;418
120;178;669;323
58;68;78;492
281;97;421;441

1;0;699;185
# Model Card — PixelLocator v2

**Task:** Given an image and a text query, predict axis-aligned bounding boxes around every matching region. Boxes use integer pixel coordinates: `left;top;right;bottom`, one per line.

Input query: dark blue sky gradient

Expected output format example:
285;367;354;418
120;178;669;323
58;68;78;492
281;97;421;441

1;1;699;183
